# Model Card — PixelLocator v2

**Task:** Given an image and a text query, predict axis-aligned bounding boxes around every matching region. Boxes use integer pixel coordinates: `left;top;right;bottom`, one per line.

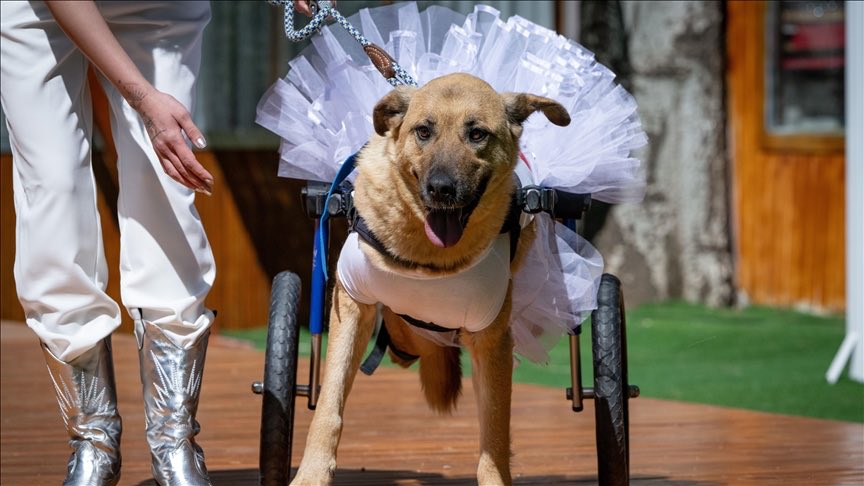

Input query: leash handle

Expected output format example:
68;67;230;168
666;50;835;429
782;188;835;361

268;0;418;87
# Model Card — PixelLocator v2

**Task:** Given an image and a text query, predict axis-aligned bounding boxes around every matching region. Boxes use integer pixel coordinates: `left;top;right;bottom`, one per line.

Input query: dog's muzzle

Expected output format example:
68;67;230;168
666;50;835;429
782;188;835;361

421;168;489;248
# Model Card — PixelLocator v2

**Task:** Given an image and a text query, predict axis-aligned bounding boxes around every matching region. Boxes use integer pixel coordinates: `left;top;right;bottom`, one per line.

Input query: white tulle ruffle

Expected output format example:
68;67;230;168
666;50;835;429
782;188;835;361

256;1;646;363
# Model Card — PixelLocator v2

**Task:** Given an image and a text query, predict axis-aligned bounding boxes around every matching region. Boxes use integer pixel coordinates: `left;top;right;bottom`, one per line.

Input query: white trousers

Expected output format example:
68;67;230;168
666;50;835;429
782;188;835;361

1;1;215;362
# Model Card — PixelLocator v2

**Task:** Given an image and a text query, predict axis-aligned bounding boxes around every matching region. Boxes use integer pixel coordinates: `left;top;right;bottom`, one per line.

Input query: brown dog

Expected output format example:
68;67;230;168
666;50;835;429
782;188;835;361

291;72;570;485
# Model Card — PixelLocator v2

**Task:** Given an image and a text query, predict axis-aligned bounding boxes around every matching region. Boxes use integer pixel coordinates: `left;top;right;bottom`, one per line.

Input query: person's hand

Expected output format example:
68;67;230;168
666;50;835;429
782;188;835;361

44;1;213;194
294;1;313;16
130;87;214;195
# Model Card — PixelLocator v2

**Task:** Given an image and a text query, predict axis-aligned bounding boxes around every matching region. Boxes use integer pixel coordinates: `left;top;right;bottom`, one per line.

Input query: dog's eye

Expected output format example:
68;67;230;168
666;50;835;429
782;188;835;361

415;126;431;141
469;128;488;143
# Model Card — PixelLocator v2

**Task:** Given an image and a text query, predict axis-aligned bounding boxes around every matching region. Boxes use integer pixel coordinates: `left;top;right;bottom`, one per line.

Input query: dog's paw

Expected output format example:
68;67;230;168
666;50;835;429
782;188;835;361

477;453;512;486
290;474;333;486
290;478;331;486
290;459;336;486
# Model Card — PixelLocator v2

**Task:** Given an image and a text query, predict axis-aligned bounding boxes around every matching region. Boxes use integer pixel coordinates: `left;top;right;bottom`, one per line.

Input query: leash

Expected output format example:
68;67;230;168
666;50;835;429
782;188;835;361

269;0;421;278
269;1;574;375
267;0;418;87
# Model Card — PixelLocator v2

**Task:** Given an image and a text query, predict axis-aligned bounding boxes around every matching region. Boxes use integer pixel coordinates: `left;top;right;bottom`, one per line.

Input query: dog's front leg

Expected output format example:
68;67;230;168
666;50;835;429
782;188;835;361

462;304;514;486
291;281;377;486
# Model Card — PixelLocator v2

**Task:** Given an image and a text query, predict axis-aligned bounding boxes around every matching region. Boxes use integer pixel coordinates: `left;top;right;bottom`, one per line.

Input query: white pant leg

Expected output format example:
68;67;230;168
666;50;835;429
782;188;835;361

0;1;121;361
98;1;215;349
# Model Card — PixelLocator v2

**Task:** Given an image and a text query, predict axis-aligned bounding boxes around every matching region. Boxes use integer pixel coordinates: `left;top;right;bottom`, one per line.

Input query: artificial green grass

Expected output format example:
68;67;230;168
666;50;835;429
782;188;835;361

521;301;864;423
224;301;864;423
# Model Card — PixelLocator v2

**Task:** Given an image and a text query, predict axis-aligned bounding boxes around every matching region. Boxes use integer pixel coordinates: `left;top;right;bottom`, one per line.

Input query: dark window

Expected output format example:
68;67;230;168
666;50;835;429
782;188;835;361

765;0;845;136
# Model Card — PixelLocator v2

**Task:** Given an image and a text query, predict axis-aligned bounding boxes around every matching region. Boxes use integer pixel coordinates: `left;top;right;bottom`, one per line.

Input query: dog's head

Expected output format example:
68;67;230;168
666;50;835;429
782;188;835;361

363;73;569;266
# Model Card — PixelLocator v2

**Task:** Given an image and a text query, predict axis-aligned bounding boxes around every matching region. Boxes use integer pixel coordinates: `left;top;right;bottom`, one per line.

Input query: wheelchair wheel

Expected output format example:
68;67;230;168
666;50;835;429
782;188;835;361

591;273;630;486
260;271;302;486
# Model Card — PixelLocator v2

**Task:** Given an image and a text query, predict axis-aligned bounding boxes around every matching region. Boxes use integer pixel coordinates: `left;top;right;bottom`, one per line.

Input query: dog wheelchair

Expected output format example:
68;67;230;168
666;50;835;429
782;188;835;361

250;179;640;486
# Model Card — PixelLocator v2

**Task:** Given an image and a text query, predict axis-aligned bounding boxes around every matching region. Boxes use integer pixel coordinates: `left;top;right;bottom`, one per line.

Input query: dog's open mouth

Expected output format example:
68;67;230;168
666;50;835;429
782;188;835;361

423;176;489;248
424;208;466;248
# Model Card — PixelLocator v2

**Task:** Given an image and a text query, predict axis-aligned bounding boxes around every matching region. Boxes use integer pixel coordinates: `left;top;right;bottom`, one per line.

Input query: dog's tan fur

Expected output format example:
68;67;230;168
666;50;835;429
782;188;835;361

291;73;570;486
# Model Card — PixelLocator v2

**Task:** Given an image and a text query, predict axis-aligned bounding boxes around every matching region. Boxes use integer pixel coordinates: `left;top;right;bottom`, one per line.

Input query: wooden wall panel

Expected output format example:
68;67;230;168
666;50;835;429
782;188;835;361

727;1;846;311
195;152;272;332
0;154;24;323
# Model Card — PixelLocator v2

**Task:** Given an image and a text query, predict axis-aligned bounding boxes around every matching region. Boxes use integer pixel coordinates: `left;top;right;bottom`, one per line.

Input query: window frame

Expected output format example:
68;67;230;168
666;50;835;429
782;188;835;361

759;1;845;153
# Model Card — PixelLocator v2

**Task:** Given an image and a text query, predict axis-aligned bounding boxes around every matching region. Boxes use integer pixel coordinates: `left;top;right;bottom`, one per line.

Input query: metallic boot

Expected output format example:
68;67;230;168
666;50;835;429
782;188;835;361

42;338;122;486
136;318;212;486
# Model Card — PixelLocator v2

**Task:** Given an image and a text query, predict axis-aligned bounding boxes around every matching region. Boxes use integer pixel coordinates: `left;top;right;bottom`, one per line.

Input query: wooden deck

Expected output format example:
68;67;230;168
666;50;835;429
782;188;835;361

2;321;862;485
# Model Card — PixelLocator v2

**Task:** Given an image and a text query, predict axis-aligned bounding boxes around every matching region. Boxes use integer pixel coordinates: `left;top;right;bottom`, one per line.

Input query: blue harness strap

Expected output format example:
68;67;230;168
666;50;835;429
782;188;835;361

313;146;435;369
308;153;358;335
317;152;359;281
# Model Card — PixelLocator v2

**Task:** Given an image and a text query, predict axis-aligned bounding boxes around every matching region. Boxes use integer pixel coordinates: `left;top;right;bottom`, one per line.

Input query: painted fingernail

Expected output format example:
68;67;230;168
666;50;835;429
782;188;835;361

195;137;207;149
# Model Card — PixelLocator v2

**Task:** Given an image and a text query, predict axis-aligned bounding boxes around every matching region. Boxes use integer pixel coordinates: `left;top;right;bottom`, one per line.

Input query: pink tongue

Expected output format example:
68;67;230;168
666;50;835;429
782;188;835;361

424;210;464;248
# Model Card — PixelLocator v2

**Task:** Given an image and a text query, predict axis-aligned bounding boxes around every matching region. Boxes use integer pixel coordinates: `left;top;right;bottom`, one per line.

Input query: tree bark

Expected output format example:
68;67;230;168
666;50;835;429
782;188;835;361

582;1;735;307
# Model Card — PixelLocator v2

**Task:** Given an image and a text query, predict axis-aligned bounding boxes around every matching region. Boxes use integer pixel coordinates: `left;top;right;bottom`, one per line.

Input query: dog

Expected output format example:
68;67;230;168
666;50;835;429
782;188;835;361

291;72;570;485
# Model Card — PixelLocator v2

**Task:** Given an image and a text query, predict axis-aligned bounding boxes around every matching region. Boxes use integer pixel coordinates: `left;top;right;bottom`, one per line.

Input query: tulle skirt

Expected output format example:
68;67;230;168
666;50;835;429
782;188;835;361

256;1;646;363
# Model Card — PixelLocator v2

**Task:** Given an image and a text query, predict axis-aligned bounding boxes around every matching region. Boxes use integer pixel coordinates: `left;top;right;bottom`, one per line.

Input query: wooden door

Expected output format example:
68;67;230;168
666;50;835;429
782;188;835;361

727;1;846;311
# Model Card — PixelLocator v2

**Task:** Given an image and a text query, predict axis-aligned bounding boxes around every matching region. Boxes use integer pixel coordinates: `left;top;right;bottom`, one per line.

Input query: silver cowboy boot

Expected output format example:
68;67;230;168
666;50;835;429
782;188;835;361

135;313;211;486
42;338;122;486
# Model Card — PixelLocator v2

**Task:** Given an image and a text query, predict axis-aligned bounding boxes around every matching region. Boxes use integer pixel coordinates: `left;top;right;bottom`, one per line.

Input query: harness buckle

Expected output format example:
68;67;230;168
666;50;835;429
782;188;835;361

520;185;557;214
302;181;354;219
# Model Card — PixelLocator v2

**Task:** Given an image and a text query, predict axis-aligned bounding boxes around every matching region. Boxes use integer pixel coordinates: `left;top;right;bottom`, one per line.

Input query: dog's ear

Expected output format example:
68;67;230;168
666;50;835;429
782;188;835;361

501;93;571;137
373;86;416;137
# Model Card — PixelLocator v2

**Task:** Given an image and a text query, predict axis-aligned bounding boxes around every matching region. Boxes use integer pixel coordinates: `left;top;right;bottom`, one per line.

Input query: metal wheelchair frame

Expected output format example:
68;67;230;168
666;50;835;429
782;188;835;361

252;180;639;486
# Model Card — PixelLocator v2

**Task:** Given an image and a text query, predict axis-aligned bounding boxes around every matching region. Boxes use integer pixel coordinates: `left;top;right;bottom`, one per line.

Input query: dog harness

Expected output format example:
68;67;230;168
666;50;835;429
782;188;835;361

337;232;512;332
337;157;533;333
326;151;584;373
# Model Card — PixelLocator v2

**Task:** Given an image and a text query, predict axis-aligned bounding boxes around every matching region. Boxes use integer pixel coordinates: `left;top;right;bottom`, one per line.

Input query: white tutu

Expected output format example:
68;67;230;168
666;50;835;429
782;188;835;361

256;1;647;363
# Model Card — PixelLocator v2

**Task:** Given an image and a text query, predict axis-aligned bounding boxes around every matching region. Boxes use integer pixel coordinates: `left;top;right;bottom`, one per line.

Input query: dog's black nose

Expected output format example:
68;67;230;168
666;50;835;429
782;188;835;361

425;168;457;203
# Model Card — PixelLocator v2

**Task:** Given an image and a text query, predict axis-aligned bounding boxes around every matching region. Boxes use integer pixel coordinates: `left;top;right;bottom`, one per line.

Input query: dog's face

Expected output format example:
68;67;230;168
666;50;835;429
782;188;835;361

365;73;569;265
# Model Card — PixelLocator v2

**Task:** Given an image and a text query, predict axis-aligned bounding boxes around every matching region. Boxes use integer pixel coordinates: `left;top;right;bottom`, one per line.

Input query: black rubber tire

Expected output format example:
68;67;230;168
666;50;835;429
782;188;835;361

259;271;302;486
591;273;630;486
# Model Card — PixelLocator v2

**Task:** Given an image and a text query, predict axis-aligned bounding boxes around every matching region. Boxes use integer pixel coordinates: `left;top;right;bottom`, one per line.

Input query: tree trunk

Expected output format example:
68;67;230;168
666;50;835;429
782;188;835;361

582;1;735;307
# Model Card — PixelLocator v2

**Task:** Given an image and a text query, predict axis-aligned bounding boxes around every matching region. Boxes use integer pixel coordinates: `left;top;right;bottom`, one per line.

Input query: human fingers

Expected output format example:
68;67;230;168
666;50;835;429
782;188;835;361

171;139;214;195
178;110;208;151
161;149;211;195
295;0;313;16
150;126;212;193
134;89;212;192
174;112;215;191
157;152;193;190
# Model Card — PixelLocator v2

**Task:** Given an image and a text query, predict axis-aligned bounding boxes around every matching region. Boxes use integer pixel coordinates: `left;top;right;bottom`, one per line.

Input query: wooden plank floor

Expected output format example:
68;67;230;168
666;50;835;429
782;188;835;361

2;321;862;485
